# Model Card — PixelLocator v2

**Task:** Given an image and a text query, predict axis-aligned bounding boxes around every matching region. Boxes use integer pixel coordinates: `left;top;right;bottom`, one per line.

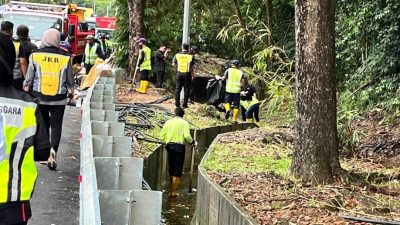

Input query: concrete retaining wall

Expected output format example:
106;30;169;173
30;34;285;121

193;136;258;225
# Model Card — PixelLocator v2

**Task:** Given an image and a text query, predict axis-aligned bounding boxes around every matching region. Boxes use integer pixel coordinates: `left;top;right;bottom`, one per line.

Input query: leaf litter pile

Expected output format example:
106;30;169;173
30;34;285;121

205;128;400;225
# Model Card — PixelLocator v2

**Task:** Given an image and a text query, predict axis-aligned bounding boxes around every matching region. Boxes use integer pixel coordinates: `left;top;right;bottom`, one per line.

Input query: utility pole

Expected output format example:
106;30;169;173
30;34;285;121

182;0;191;45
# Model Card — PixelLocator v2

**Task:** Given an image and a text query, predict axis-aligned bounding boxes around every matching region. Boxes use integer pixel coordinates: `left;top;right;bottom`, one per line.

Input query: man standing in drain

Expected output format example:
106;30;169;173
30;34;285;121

160;108;197;197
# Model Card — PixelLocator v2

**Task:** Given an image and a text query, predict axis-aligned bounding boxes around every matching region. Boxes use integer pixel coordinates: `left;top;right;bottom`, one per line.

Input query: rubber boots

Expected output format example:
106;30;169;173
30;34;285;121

246;118;253;123
47;148;57;170
139;81;150;94
136;80;144;93
232;109;239;123
171;176;180;197
224;103;231;120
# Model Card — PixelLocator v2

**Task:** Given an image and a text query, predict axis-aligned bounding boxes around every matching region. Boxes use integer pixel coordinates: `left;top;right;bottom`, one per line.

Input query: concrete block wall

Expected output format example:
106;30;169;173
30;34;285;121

80;77;162;225
193;133;258;225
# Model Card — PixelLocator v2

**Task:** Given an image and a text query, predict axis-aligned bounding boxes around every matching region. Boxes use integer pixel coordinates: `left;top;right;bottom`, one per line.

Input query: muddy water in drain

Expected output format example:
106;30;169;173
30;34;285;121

162;146;204;225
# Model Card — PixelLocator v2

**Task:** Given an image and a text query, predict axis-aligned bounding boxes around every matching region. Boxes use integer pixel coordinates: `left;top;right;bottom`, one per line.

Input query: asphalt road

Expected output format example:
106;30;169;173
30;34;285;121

29;107;81;225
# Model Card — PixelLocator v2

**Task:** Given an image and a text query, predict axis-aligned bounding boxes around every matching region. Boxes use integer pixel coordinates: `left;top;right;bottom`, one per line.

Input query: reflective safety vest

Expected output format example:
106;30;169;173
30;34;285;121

85;43;99;65
0;97;38;203
100;40;111;54
31;50;70;97
140;46;152;71
175;53;193;75
160;117;193;145
240;96;261;110
226;68;243;94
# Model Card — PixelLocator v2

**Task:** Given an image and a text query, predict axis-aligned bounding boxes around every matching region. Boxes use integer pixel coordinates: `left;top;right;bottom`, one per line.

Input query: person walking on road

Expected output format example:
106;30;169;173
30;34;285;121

23;28;74;170
136;38;152;94
13;25;37;89
82;35;104;74
172;43;195;108
160;108;197;197
152;43;171;88
0;37;50;225
217;59;244;123
240;76;260;124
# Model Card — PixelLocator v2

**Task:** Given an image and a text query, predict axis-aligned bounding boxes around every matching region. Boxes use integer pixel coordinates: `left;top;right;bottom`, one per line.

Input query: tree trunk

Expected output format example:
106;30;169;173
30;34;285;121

126;0;145;76
264;0;273;46
291;0;341;183
232;0;246;28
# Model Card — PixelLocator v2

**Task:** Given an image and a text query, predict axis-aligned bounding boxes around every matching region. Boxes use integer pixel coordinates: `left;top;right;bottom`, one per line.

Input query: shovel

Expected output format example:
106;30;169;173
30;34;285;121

130;52;141;91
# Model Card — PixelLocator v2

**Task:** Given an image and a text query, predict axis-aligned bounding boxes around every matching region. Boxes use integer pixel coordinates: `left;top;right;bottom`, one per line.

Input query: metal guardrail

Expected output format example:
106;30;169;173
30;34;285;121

80;76;162;225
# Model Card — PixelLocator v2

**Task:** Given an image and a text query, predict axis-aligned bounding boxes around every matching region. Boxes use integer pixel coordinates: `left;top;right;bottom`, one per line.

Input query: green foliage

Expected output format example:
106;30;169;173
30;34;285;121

203;142;291;175
262;77;295;123
113;0;129;69
336;0;400;113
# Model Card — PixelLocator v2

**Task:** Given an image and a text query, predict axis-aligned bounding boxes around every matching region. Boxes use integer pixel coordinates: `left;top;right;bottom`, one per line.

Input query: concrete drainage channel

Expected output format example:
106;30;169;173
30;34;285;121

80;77;162;225
80;75;256;225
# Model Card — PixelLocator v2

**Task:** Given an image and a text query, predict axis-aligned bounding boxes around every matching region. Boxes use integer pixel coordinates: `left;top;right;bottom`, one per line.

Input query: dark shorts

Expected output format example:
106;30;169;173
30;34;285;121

225;92;241;108
140;70;150;81
166;143;186;177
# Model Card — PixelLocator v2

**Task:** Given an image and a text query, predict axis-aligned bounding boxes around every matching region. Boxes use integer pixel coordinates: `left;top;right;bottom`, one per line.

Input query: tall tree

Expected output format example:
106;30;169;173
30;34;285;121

126;0;145;75
291;0;341;182
264;0;273;46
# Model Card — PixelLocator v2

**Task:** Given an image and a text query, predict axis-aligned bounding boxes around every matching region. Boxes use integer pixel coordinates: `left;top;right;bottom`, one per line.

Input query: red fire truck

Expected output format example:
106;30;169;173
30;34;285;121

95;16;116;38
3;1;95;63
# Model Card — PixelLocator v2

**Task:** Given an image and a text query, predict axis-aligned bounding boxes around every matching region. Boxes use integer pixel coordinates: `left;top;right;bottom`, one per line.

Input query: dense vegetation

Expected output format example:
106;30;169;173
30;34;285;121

112;0;399;149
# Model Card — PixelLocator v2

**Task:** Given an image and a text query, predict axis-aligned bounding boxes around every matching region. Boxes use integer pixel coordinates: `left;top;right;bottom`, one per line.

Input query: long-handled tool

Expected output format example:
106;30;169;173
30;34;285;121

188;129;197;193
130;51;142;91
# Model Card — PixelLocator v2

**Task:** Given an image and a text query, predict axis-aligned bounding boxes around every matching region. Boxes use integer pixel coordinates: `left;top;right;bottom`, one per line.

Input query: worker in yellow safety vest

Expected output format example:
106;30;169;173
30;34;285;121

99;33;111;59
24;28;74;170
217;59;244;123
160;107;197;197
172;43;195;108
240;76;261;124
136;37;152;94
82;35;105;74
0;36;50;225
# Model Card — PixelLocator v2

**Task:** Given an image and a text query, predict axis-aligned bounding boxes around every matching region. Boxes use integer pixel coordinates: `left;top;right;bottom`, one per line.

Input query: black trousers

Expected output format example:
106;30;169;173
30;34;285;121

84;64;93;74
154;71;165;88
166;143;186;177
38;105;66;152
189;78;195;102
241;104;260;122
175;75;191;107
0;201;31;225
140;70;150;81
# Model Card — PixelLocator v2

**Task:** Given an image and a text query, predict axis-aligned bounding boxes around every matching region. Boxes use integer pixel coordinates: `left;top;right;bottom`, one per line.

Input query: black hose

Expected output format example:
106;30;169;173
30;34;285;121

146;96;170;104
343;215;400;225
